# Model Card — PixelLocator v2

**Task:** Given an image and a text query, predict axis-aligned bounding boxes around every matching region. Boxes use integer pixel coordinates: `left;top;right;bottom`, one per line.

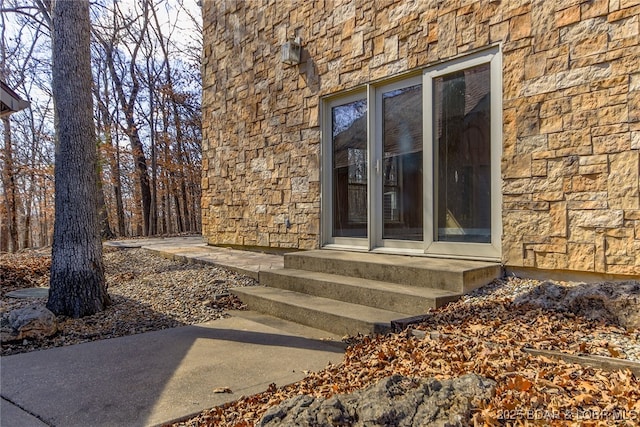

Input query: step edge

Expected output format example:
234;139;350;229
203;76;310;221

260;269;462;298
285;250;500;270
232;287;407;323
232;289;396;335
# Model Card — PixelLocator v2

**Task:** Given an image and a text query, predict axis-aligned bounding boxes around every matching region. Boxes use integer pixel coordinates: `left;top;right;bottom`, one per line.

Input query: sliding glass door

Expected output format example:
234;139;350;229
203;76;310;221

322;48;501;260
425;48;502;259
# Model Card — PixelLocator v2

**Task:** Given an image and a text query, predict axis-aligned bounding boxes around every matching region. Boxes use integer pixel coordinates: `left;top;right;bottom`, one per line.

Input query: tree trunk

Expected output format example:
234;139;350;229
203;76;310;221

38;175;49;246
126;122;152;236
147;65;157;236
97;163;114;240
161;166;170;234
22;200;31;249
47;0;110;317
1;116;19;252
113;134;126;235
170;98;191;233
94;70;126;237
0;203;8;251
23;102;45;249
96;2;152;237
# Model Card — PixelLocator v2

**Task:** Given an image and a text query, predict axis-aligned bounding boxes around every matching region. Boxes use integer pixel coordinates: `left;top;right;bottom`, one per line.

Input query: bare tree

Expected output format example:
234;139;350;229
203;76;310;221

3;0;203;247
94;2;153;236
2;0;56;251
93;50;127;236
1;7;20;252
47;0;110;317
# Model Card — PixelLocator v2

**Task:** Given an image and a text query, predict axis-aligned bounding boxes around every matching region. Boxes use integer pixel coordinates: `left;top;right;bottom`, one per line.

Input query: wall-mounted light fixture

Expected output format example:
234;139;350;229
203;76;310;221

282;37;302;66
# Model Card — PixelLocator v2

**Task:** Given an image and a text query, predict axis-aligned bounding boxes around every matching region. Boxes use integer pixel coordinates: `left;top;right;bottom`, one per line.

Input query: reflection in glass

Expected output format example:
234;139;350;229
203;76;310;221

434;64;491;243
332;99;367;237
382;84;423;241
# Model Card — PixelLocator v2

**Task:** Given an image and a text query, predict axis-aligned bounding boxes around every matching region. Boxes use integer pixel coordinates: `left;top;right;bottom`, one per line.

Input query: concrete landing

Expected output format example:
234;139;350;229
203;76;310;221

105;236;285;280
286;250;501;293
0;311;344;427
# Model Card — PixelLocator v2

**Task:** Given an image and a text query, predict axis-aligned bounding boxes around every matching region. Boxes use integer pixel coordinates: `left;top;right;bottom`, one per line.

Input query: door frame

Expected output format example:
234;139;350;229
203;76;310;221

321;46;502;261
424;47;502;260
372;75;425;252
321;88;370;250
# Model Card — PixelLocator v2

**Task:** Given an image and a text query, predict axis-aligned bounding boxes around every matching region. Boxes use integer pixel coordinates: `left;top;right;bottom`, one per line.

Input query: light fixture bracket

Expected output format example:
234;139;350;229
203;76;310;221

282;37;302;65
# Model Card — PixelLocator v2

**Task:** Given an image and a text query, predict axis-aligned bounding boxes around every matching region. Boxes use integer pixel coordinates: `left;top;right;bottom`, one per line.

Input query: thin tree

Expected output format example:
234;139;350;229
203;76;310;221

149;5;190;232
94;2;153;236
47;0;110;317
0;8;20;252
0;0;54;250
93;55;126;236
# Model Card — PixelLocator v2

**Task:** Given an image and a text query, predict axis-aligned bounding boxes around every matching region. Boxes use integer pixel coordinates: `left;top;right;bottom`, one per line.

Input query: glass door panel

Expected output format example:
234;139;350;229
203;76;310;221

332;98;368;238
381;84;423;241
433;63;491;243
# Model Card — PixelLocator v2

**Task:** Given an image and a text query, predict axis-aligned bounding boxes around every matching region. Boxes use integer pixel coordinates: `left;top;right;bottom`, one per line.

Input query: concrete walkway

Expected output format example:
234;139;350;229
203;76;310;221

1;236;344;427
105;236;285;280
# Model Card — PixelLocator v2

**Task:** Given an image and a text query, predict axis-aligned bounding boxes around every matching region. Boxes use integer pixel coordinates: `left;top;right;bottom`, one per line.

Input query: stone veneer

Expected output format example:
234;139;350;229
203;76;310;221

201;0;640;277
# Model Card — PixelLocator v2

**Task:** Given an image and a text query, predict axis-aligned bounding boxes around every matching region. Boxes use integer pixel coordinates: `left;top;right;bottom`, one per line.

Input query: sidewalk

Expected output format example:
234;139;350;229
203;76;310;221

105;236;285;280
1;236;344;427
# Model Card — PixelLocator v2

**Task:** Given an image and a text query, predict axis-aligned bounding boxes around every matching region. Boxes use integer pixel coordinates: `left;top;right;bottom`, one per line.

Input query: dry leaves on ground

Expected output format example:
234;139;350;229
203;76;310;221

175;278;640;427
175;334;640;426
0;251;51;297
1;247;256;356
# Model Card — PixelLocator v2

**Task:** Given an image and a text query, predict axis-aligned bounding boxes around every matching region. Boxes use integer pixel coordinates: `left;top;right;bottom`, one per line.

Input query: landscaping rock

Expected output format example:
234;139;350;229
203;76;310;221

258;373;496;427
514;281;640;329
3;304;58;342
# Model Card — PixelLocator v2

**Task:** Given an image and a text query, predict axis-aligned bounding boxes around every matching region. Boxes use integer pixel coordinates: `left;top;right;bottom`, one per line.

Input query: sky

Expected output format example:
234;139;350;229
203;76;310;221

2;0;202;97
1;0;202;143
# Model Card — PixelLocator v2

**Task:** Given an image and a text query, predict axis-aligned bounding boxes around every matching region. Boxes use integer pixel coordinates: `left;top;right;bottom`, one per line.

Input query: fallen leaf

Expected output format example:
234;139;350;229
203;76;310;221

537;378;565;392
578;380;599;392
607;346;621;358
468;324;488;333
506;375;533;392
573;393;595;404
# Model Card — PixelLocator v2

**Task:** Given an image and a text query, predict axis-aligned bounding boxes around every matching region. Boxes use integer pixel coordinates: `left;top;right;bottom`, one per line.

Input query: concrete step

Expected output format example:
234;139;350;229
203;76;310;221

260;269;460;315
231;287;407;336
284;250;501;293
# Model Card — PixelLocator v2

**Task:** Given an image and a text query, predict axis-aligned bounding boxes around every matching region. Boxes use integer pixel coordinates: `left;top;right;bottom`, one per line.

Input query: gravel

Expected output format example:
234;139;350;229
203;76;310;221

1;247;257;356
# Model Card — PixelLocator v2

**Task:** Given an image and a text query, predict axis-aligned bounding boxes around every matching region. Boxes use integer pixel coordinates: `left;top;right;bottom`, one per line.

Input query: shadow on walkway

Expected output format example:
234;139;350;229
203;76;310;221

0;312;344;427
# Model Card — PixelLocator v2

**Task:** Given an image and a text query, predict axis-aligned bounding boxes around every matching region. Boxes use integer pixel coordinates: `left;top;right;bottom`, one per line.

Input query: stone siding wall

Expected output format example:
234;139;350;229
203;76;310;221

202;0;640;275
